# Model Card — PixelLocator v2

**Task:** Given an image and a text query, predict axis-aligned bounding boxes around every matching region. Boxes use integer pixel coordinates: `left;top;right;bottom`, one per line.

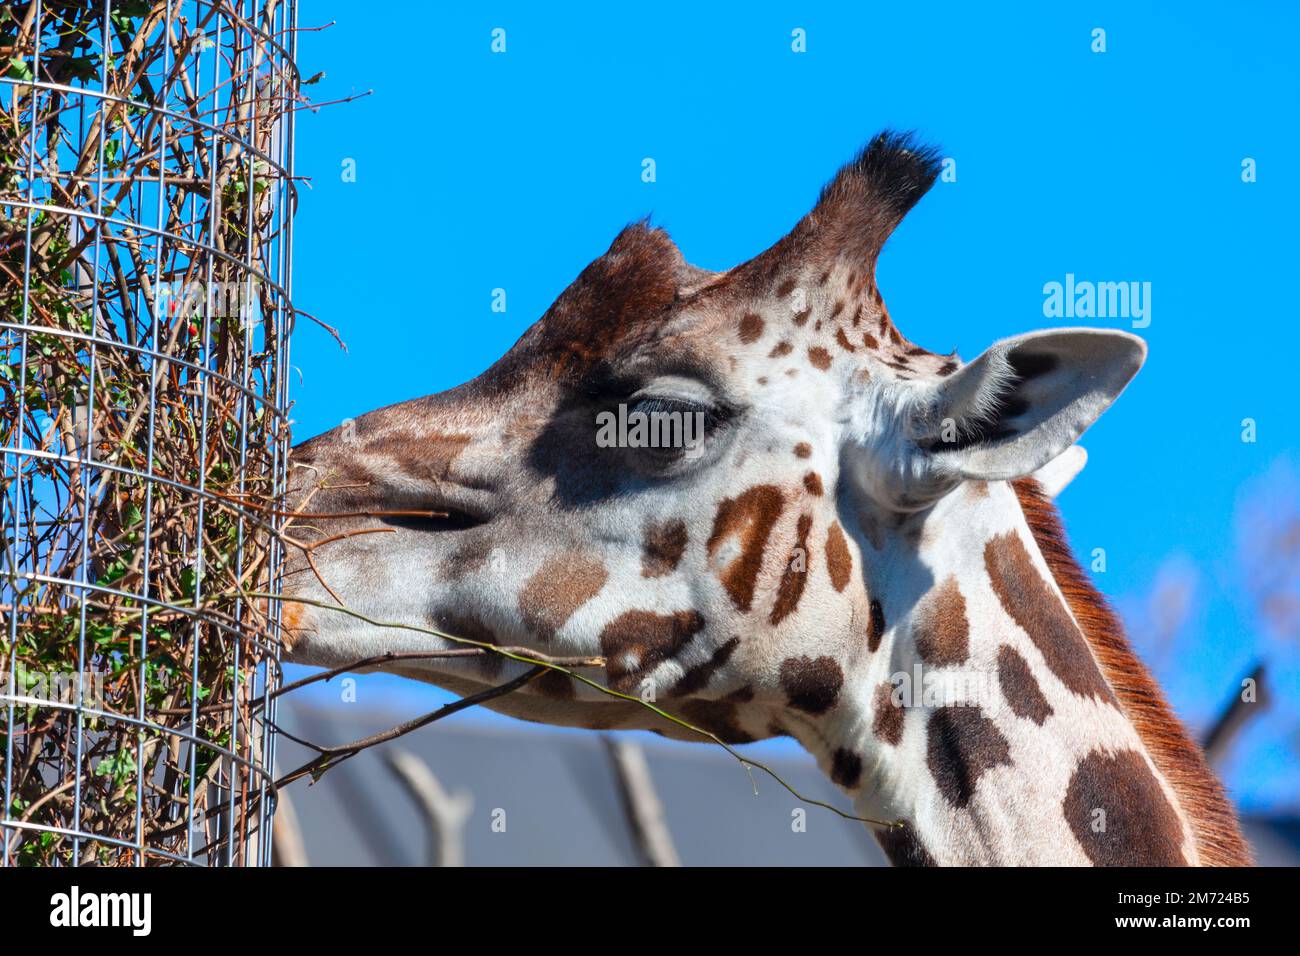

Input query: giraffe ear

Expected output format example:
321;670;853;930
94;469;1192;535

917;329;1146;481
1033;444;1087;497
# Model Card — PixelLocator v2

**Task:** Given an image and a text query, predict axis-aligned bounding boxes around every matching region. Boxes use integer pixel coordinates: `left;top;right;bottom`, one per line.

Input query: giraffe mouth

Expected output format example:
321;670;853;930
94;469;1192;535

376;502;489;533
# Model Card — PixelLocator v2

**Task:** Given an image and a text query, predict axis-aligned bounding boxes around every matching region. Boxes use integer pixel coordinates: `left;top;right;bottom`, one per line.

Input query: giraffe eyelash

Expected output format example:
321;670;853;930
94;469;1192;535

628;396;723;432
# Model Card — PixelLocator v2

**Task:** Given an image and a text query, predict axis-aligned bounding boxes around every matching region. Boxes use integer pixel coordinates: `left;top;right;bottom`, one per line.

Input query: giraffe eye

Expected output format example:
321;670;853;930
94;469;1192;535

604;394;726;473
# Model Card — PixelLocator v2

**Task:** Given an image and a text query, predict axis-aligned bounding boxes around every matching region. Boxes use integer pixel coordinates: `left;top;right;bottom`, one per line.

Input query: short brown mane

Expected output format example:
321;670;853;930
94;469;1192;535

1012;479;1252;866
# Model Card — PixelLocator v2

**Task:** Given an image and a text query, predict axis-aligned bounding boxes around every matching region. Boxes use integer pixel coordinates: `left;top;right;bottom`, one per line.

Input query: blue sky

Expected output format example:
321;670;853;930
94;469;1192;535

286;2;1300;813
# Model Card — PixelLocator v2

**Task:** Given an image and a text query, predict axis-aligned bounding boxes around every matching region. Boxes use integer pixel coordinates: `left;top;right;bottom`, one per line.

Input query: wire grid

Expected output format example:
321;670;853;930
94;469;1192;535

0;0;298;866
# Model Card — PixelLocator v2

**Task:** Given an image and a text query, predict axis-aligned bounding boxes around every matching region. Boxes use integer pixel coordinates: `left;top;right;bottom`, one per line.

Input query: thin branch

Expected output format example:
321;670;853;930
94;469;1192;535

383;749;473;867
1202;661;1268;766
273;666;547;788
604;736;681;867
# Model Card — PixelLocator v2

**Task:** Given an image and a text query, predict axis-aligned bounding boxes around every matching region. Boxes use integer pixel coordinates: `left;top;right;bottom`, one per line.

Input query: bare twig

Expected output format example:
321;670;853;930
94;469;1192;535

604;736;681;867
272;666;548;789
1202;661;1268;766
383;749;473;867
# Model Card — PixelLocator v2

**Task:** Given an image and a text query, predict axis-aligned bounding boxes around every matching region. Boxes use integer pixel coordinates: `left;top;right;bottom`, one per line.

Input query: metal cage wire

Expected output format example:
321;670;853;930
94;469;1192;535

1;0;297;865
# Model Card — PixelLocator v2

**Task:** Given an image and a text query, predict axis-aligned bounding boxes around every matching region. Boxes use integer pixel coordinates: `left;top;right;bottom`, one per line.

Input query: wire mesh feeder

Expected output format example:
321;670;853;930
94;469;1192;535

0;0;299;866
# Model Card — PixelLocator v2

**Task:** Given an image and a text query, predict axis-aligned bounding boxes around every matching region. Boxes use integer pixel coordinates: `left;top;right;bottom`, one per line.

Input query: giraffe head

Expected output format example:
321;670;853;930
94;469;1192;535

286;133;1247;864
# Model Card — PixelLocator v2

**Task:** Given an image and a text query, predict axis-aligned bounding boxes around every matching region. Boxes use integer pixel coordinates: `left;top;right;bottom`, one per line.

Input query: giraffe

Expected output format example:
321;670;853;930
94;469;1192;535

283;132;1250;866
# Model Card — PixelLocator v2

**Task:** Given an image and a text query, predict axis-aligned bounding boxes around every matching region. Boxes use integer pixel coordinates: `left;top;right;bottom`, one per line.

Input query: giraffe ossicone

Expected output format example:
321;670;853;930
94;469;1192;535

285;132;1249;866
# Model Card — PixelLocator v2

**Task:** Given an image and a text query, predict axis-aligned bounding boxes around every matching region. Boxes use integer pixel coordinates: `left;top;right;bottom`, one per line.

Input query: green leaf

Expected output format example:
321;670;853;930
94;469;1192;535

5;57;33;82
64;55;100;83
95;748;137;789
99;557;129;585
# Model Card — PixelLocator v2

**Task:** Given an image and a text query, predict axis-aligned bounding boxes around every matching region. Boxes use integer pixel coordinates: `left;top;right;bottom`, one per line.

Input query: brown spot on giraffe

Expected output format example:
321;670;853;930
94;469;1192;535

600;609;705;693
997;644;1053;725
808;346;832;370
984;531;1116;703
518;552;608;642
441;541;490;580
831;747;862;788
862;331;879;350
678;698;753;744
534;669;577;699
433;611;504;677
825;521;852;592
867;599;886;652
1063;749;1188;865
874;823;937;867
370;431;470;482
671;636;741;696
776;277;796;297
926;705;1012;809
770;514;813;625
912;575;969;667
706;484;784;612
834;327;856;353
793;442;812;459
778;655;843;715
937;360;958;376
769;341;793;358
738;313;764;344
793;308;811;326
830;300;845;319
641;518;687;578
726;684;754;704
802;471;823;496
872;680;904;745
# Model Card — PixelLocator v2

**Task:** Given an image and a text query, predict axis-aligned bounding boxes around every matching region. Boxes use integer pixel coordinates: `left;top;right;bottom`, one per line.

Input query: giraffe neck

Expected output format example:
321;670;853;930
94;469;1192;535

798;478;1234;865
